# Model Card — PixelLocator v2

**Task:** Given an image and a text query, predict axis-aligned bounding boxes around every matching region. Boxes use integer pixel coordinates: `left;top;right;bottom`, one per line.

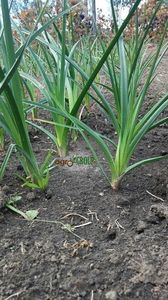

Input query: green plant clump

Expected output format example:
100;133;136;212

0;0;167;191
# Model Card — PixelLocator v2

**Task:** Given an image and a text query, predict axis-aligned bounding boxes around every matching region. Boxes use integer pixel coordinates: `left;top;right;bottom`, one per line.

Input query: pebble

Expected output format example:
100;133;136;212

79;291;87;297
26;192;36;201
33;135;39;140
136;220;148;233
50;255;57;262
2;185;9;193
99;192;104;196
105;290;118;300
46;189;53;199
134;234;143;241
160;150;168;156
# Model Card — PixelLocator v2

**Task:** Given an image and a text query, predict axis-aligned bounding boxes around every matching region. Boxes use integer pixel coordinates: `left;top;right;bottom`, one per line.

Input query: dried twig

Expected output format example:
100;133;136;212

61;212;88;220
4;291;24;300
115;219;125;230
87;209;99;221
146;190;164;202
90;290;94;300
74;221;92;229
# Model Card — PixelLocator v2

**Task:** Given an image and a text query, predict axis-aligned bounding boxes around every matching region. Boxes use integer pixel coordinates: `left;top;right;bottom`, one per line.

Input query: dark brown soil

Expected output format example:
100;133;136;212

0;48;168;300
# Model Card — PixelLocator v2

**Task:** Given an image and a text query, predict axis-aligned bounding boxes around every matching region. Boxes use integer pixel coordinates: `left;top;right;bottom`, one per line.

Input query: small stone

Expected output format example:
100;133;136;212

67;271;73;277
2;185;9;193
99;192;104;196
50;255;57;262
33;135;39;140
160;150;168;156
136;220;148;233
79;290;87;297
117;196;130;206
134;234;143;241
136;290;140;297
105;290;118;300
60;255;66;263
46;189;52;199
26;192;35;201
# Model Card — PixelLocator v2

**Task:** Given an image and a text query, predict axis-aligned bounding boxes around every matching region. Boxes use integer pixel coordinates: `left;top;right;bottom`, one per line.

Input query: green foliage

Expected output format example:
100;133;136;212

1;0;168;193
18;1;102;157
72;0;168;189
0;0;51;189
0;0;75;188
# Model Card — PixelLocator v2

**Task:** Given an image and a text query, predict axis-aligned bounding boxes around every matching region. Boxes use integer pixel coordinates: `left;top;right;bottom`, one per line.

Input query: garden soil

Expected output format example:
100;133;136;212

0;47;168;300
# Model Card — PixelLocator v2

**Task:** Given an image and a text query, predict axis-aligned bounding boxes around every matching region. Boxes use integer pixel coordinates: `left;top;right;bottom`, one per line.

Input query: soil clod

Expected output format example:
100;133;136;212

105;290;118;300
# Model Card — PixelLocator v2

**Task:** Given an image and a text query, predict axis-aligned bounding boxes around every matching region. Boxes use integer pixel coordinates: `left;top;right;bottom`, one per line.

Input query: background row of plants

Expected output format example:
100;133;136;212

12;0;168;40
0;0;168;191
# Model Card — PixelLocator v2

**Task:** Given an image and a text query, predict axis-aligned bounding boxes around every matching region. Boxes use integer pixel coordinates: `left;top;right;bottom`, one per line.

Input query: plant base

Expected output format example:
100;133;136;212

57;147;67;158
111;178;121;191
